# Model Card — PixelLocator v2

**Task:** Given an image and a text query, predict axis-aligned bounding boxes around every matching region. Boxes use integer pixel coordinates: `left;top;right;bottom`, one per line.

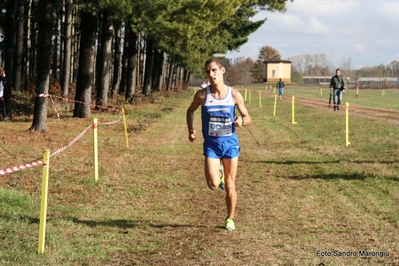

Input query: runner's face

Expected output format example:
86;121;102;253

205;62;225;85
336;70;341;76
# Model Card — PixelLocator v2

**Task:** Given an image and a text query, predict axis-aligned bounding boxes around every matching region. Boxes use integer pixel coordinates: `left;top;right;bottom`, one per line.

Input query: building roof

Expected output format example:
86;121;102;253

302;76;331;79
357;77;398;82
263;60;292;64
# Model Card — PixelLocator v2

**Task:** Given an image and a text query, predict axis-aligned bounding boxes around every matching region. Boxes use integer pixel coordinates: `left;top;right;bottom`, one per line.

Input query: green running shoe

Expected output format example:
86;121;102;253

219;165;225;190
225;218;235;231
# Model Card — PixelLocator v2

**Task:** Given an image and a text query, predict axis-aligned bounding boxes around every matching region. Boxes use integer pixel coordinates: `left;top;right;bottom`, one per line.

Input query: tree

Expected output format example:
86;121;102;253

4;0;16;104
235;57;255;84
95;9;114;108
14;0;25;92
125;27;138;101
30;0;54;132
288;53;333;76
142;35;154;95
61;0;73;98
224;61;241;86
110;20;122;96
73;7;97;118
252;45;281;82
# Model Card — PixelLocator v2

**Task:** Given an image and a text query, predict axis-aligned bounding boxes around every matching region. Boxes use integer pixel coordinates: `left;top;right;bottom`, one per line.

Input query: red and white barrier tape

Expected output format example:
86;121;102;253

0;124;92;175
0;160;43;175
36;94;122;113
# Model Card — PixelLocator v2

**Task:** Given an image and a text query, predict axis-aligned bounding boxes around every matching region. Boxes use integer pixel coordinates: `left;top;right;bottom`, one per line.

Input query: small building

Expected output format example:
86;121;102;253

357;77;399;87
302;76;332;85
263;60;291;83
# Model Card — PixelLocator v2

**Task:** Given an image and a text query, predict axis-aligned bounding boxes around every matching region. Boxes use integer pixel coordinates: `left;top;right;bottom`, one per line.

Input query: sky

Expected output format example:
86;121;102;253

224;0;399;70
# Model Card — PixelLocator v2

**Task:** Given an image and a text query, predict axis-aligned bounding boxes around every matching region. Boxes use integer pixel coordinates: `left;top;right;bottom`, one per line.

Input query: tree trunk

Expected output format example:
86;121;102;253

111;20;122;97
166;59;174;91
30;0;54;132
73;10;97;118
61;0;72;97
142;36;154;95
71;6;78;82
96;9;113;108
183;69;190;89
24;0;32;91
52;10;59;80
4;0;16;103
125;28;138;101
119;25;128;96
14;0;24;92
151;49;163;92
30;7;37;79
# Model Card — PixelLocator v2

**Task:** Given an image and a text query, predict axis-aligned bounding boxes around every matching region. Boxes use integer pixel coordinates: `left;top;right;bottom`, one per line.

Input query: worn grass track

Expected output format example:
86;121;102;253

1;88;398;265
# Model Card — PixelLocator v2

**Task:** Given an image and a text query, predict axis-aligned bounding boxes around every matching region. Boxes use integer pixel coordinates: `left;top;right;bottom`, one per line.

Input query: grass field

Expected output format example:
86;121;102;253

1;87;398;265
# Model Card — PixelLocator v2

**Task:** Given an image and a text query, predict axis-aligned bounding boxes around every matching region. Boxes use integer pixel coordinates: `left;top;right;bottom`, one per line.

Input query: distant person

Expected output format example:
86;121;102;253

330;68;345;111
276;78;285;100
186;57;251;231
0;67;8;121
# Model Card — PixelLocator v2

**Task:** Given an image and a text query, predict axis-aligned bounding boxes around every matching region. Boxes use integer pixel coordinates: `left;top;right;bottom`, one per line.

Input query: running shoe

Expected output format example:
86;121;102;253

225;218;235;231
219;165;225;190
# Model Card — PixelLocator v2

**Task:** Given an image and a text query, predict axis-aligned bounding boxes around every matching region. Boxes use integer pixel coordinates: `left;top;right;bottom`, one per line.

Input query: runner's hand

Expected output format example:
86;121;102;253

188;129;196;142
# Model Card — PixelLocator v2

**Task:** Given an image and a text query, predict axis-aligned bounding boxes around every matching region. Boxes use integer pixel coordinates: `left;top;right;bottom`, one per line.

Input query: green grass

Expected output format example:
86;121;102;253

1;88;399;265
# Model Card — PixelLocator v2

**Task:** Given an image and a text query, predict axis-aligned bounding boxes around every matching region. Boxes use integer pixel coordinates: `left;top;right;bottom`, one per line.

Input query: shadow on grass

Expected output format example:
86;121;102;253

71;217;207;229
0;216;209;230
244;159;399;165
286;173;399;181
286;173;368;180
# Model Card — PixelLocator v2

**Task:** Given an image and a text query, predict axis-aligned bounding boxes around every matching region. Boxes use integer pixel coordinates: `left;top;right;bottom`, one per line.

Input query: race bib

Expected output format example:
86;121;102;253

208;116;232;136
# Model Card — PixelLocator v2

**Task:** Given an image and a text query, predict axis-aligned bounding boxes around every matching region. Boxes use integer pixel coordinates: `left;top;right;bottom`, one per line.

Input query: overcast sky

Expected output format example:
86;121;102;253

224;0;399;70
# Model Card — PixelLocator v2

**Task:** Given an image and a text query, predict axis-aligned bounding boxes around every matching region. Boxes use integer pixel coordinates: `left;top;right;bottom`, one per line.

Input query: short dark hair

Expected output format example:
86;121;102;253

336;68;340;72
204;58;224;70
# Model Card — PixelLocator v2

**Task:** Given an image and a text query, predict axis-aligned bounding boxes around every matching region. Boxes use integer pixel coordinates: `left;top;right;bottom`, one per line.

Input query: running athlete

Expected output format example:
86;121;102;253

186;57;252;231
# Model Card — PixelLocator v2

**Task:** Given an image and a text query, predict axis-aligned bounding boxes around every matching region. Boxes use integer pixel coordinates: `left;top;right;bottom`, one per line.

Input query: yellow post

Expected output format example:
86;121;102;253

346;102;351;146
122;108;129;148
320;88;323;95
292;96;297;124
38;149;50;254
244;89;247;101
273;95;277;116
93;118;99;181
258;91;262;108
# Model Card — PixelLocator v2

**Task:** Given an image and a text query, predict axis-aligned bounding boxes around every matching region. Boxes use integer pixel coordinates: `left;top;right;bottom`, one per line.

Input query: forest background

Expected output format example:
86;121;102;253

0;0;398;131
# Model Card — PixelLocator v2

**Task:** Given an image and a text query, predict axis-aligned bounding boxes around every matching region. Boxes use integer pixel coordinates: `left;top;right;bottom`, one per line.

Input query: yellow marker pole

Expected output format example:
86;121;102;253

346;102;351;146
244;89;247;101
273;95;277;116
292;96;297;124
258;91;262;108
320;88;323;95
38;149;50;254
93;118;99;181
122;108;129;148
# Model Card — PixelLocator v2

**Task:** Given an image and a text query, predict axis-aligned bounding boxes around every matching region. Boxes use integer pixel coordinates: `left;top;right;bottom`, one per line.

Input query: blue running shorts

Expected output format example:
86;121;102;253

203;136;240;159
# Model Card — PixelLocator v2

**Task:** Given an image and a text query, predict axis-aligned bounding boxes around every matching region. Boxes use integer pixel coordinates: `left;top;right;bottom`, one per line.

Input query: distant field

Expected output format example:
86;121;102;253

1;89;398;265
